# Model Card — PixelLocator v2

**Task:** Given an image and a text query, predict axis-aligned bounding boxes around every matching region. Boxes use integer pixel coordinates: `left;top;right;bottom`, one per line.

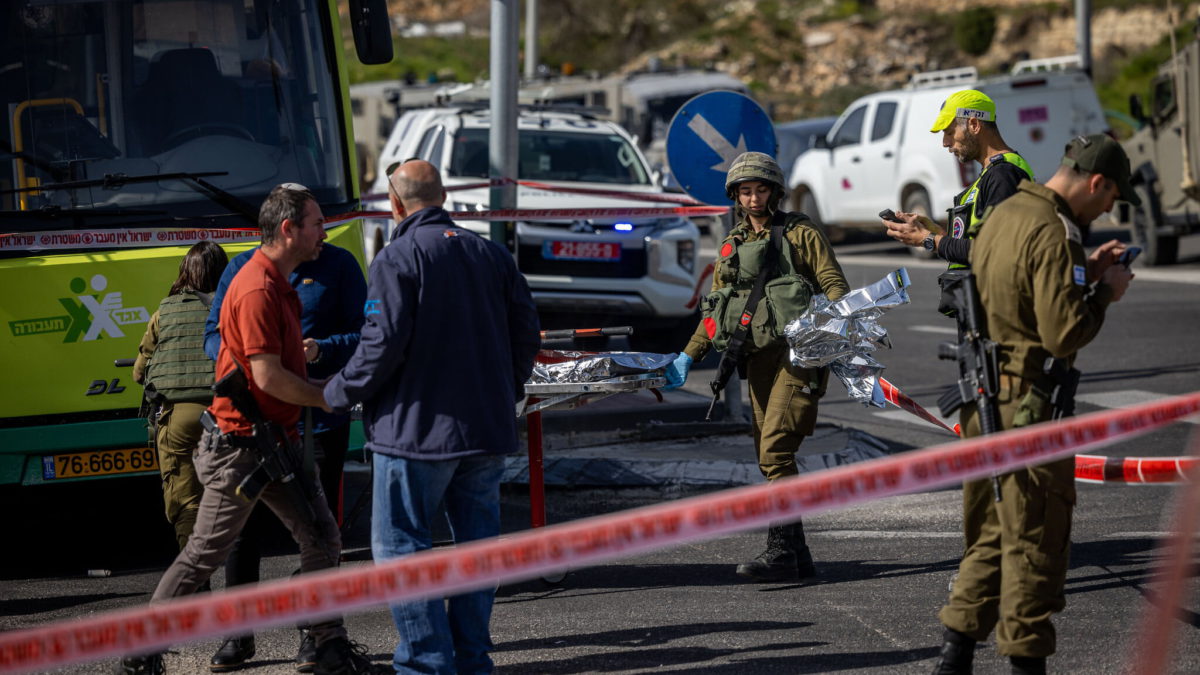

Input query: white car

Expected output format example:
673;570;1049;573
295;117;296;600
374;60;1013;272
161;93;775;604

364;105;707;352
788;56;1110;248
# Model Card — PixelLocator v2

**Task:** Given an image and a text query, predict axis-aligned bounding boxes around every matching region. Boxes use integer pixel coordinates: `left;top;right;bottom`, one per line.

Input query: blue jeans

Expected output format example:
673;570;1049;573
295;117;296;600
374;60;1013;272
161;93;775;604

371;452;504;675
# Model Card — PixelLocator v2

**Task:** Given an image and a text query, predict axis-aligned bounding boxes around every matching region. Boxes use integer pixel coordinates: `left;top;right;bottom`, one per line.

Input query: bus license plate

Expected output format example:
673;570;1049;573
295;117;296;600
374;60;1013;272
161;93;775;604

543;240;621;261
42;447;159;481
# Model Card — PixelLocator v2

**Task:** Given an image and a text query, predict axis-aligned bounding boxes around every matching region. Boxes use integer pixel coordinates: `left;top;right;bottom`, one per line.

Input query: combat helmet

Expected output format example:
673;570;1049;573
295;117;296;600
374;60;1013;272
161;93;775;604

724;151;785;201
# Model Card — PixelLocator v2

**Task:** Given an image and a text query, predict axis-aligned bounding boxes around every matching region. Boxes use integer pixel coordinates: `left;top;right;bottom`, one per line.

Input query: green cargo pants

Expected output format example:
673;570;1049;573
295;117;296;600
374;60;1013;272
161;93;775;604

744;344;826;481
155;400;207;551
939;381;1075;658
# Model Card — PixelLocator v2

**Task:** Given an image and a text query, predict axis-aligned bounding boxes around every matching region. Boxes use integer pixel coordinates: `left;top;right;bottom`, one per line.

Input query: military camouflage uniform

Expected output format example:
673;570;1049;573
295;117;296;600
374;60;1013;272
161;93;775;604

684;213;849;479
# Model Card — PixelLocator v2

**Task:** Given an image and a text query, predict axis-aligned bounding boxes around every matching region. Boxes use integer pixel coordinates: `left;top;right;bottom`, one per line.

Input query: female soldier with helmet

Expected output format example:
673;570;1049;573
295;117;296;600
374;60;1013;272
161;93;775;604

663;151;850;582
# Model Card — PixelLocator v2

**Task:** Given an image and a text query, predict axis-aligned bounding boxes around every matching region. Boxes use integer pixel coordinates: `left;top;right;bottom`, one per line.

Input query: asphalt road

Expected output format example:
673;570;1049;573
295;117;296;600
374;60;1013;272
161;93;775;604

2;228;1199;674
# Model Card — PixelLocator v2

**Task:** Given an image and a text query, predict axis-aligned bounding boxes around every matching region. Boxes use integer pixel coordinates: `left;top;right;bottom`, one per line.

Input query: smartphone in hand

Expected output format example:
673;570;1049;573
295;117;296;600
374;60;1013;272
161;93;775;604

1118;246;1142;267
879;209;904;223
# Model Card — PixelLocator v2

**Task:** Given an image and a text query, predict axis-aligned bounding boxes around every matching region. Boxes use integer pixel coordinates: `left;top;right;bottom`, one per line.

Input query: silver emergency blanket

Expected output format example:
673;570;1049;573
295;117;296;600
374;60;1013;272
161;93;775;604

529;351;675;384
784;268;911;407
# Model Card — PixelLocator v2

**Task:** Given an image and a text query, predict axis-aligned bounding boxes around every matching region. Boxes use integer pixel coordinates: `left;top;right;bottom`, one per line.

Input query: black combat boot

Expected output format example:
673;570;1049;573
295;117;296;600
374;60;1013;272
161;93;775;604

295;629;318;672
1010;656;1047;675
735;525;798;582
931;628;976;675
209;636;255;672
784;521;817;578
114;653;165;675
312;637;390;675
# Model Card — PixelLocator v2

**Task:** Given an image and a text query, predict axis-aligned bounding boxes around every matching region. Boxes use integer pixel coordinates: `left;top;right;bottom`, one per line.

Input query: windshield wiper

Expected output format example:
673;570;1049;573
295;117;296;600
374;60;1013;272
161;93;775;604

0;206;168;231
1;171;260;225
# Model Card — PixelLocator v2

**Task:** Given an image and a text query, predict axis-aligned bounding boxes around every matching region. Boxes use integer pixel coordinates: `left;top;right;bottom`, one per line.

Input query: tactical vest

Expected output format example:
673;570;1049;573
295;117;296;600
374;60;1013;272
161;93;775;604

701;222;814;353
145;291;215;403
946;152;1034;270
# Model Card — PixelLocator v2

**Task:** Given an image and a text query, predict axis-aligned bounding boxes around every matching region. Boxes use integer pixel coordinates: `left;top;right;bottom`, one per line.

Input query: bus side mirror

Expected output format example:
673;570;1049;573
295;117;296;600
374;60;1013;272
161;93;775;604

349;0;394;65
1129;94;1146;128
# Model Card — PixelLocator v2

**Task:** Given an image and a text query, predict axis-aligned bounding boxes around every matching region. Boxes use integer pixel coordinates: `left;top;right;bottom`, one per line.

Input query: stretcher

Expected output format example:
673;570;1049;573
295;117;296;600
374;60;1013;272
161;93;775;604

521;372;666;529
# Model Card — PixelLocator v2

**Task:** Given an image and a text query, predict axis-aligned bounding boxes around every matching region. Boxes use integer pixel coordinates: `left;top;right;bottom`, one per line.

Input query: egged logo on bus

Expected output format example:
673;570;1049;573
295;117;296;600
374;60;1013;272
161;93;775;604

7;274;150;343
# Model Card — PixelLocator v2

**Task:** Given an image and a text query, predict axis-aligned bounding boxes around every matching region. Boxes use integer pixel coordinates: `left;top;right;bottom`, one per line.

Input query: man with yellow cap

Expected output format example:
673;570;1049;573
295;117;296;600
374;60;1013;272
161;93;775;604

882;89;1032;267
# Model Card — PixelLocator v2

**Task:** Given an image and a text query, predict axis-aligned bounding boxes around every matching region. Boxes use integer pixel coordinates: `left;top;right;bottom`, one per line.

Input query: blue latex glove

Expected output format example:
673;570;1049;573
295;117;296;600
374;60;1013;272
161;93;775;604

663;353;693;391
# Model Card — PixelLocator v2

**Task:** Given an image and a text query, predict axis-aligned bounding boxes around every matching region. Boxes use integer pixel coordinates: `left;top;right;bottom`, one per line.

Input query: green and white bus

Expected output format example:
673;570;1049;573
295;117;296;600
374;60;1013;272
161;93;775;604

0;0;391;486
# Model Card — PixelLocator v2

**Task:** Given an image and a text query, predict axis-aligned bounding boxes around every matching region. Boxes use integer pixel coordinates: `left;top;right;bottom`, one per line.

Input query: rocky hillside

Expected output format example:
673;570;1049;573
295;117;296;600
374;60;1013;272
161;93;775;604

373;0;1196;120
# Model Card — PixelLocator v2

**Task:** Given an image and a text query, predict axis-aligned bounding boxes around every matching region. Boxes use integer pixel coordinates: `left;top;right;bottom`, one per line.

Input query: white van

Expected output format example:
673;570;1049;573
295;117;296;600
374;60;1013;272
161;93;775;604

787;56;1110;239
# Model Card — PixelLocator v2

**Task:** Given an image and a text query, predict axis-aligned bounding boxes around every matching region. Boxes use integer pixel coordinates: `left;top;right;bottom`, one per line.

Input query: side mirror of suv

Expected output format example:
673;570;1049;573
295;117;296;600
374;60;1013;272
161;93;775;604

813;134;829;150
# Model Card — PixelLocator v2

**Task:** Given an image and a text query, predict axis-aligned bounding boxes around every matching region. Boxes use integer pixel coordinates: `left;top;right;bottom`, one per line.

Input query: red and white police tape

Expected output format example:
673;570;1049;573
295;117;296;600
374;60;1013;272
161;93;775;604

0;203;728;253
0;226;261;252
879;377;960;435
1;390;1198;674
1075;454;1200;485
362;177;717;207
875;378;1199;484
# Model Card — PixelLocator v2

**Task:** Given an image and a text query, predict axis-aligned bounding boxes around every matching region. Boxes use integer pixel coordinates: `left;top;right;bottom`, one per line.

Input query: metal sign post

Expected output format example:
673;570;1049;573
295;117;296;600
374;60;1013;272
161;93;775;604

489;0;519;250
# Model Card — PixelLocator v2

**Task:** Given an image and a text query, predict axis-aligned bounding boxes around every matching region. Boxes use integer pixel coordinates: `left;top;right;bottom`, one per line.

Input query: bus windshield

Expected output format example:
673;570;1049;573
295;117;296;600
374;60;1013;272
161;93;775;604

1;0;349;221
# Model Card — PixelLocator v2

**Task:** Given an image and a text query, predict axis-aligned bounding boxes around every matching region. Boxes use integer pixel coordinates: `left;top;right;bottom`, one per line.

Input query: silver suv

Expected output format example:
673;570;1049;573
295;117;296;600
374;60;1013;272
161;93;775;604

365;105;707;352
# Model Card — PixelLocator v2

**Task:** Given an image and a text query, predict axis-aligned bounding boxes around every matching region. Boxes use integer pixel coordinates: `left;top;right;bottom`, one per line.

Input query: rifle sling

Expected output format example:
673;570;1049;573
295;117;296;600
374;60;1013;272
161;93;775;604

726;214;785;356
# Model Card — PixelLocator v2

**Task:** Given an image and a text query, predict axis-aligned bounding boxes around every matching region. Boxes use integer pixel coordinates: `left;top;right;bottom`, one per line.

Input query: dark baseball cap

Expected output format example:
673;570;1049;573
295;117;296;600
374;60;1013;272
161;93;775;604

1061;134;1140;206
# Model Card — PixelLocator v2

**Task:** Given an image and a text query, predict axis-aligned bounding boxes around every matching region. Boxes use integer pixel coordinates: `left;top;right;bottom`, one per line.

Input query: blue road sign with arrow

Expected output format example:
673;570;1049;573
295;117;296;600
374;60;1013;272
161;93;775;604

666;91;777;205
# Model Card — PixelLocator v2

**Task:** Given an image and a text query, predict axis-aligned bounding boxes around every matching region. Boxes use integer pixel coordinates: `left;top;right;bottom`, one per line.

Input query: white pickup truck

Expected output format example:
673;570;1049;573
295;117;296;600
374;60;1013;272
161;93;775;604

788;56;1110;245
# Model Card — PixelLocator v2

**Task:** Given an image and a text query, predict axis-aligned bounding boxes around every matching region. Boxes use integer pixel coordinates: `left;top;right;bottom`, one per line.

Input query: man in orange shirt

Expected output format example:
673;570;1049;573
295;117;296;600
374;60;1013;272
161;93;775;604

116;185;386;675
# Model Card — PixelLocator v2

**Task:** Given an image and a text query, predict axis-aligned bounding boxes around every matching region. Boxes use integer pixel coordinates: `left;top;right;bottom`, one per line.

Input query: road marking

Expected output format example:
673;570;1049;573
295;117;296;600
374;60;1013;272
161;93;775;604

1124;267;1200;284
1102;532;1175;539
837;253;1200;284
911;324;957;335
1077;390;1200;424
814;530;961;539
836;254;946;269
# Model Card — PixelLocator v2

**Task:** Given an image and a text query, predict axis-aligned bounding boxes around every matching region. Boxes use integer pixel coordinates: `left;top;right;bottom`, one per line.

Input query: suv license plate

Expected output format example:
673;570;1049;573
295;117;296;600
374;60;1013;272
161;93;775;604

543;241;621;262
42;447;159;481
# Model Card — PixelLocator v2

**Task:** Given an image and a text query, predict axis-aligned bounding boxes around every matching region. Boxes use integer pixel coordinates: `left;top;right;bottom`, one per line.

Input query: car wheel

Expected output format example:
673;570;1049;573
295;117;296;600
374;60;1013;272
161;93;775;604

902;187;936;259
1130;181;1179;266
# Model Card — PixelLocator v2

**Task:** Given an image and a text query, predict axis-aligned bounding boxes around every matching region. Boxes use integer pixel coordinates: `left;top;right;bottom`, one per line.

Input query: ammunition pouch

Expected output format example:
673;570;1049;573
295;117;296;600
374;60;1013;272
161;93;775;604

937;269;970;318
1012;385;1052;429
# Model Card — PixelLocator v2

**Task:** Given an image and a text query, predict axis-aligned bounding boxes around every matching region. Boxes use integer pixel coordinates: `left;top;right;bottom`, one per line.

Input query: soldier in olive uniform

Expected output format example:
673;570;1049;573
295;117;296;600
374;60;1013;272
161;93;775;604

663;152;849;582
133;241;228;551
932;135;1137;675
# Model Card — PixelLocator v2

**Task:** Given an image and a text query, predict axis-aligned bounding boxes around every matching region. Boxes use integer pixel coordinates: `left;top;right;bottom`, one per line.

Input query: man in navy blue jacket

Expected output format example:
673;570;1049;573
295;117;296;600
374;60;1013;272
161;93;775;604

203;237;366;672
324;159;539;674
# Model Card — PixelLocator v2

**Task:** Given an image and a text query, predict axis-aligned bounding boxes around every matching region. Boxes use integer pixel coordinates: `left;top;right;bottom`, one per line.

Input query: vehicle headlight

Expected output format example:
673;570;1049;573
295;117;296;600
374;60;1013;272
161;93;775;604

677;239;695;274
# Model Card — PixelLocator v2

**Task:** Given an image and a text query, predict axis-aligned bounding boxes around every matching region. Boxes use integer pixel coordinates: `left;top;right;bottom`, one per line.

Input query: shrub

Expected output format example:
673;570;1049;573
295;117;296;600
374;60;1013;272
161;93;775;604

954;7;997;57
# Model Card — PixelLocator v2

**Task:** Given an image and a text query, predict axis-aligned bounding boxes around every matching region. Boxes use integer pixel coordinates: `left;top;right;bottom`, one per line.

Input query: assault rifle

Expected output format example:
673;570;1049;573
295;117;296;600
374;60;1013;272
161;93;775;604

935;270;1002;499
212;364;317;522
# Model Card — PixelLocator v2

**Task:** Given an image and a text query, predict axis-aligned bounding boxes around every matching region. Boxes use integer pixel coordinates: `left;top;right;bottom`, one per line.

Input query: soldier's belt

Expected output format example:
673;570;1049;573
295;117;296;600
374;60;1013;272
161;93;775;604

997;373;1033;393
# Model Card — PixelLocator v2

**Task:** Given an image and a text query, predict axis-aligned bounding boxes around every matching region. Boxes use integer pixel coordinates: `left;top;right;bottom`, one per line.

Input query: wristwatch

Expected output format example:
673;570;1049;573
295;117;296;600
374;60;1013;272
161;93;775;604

922;234;936;252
